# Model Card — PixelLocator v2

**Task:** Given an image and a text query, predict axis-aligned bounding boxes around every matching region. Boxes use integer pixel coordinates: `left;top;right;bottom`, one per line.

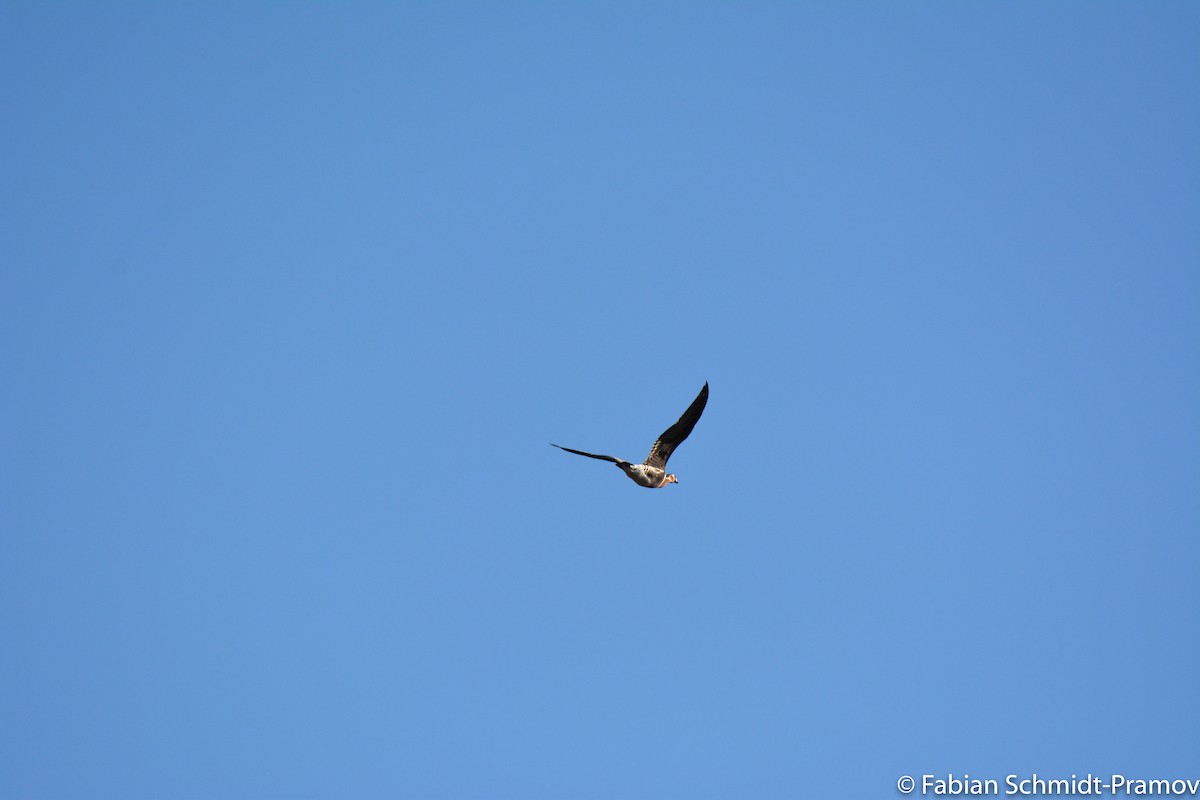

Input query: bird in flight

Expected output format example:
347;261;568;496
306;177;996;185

551;382;709;488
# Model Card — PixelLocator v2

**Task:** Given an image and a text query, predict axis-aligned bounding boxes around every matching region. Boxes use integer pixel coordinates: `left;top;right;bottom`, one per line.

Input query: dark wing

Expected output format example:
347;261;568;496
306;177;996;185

551;443;623;464
643;382;709;470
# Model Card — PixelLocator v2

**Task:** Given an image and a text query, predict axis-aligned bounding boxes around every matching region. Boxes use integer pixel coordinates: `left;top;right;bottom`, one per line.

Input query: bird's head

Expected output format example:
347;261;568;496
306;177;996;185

664;473;679;485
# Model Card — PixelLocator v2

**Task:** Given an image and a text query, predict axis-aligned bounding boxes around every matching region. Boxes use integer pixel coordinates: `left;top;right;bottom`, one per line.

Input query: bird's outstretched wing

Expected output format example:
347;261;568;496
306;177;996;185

644;382;709;470
551;443;624;464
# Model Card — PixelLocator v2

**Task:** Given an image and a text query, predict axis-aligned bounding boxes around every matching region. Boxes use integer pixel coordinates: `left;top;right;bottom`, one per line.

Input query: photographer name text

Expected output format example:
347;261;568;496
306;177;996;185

895;774;1200;796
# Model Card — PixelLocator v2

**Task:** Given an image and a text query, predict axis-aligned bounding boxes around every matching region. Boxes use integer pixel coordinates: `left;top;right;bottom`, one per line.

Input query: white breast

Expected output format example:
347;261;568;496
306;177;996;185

622;464;665;488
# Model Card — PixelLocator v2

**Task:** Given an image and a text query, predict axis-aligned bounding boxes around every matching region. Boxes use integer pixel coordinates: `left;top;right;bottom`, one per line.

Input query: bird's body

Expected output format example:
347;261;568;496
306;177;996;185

551;382;708;489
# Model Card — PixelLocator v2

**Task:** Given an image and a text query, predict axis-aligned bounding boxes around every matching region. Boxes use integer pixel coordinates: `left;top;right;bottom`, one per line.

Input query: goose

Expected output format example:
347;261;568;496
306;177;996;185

551;382;708;488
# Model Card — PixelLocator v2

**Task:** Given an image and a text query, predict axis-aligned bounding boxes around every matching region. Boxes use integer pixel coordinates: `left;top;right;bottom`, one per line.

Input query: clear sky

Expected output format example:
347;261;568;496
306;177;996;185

2;4;1198;798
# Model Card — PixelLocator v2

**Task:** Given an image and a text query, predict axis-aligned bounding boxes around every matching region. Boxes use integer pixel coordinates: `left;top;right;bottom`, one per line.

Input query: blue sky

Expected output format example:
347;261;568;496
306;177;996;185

2;4;1198;798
